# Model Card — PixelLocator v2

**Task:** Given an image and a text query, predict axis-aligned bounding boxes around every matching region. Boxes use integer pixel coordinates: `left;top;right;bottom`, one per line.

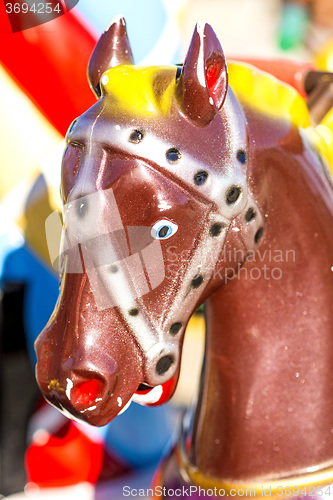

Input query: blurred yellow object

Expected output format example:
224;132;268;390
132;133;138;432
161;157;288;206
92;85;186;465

315;38;333;71
315;39;333;71
228;61;311;128
316;109;333;170
0;64;63;264
173;313;205;405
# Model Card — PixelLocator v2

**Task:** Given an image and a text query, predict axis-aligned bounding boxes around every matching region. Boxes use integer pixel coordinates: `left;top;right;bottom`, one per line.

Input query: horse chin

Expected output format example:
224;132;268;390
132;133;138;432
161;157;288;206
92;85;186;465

44;392;135;427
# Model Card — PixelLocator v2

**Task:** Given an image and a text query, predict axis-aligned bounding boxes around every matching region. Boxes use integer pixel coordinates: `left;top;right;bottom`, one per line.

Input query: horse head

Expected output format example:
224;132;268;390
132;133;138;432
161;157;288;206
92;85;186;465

35;17;264;426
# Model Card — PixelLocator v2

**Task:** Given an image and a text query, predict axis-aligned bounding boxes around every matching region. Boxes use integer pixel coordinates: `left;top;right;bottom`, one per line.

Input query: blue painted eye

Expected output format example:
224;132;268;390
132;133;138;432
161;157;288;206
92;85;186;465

151;219;178;240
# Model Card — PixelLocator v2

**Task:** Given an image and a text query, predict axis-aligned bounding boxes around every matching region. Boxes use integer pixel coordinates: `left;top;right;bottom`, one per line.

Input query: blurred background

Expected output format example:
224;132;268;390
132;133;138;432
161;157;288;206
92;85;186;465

0;0;333;498
183;0;333;61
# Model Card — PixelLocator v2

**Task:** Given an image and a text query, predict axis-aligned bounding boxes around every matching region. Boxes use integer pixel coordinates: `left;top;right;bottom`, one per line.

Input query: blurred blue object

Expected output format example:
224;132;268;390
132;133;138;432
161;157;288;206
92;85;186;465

0;233;58;364
77;0;166;63
86;401;175;468
75;0;183;64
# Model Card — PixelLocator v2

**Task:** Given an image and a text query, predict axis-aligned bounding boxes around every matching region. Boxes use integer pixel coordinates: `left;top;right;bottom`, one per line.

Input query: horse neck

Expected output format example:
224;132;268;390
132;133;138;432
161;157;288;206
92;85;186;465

185;117;333;486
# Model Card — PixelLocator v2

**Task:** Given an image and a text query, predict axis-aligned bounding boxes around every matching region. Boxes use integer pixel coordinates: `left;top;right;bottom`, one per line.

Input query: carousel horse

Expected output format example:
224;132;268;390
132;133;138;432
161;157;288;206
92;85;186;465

1;5;184;491
35;16;333;499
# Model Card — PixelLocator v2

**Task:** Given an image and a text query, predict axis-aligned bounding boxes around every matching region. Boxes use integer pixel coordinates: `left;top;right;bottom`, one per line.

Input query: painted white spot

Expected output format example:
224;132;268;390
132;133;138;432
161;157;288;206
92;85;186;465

65;378;73;400
132;385;163;405
331;266;333;272
119;397;132;415
115;124;121;130
209;97;214;105
117;396;122;407
101;75;109;86
232;227;240;232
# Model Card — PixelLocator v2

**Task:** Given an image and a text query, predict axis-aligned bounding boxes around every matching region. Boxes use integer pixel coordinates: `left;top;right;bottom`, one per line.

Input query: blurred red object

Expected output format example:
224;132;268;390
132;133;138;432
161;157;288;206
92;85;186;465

0;3;96;135
25;402;130;487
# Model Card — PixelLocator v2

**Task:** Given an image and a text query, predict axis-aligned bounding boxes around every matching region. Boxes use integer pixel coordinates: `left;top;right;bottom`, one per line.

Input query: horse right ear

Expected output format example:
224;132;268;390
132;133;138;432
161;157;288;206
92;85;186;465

88;16;134;98
175;23;228;126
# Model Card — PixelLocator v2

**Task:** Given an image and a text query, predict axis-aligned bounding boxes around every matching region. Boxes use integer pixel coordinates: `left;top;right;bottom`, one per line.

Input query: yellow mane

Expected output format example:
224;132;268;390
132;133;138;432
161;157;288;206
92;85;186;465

101;61;333;173
228;61;333;173
100;65;177;117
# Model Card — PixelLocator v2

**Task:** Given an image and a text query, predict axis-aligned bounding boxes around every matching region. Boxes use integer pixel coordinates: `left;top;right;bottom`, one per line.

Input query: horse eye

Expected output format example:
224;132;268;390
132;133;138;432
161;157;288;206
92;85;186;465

151;219;178;240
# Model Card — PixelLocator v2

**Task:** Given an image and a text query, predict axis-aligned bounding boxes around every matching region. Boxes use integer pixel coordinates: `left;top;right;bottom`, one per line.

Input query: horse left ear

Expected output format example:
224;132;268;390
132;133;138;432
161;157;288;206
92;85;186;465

175;23;228;126
88;16;134;98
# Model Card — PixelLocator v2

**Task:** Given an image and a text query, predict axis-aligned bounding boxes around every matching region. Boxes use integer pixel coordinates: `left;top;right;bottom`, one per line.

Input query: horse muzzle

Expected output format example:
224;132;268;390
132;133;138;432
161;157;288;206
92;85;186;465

35;321;144;426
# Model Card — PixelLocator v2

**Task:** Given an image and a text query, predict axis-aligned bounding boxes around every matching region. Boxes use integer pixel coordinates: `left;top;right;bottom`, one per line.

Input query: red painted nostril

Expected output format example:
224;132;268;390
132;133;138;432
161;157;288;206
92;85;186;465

70;378;104;408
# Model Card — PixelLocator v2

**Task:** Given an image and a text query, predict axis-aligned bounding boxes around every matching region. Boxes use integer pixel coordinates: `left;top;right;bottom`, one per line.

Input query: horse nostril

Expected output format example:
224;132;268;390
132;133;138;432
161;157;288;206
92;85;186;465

156;355;174;375
70;378;104;408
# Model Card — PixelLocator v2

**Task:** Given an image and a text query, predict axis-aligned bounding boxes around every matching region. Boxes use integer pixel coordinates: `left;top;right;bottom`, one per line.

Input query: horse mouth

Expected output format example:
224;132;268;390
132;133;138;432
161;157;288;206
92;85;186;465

136;383;154;393
133;383;163;405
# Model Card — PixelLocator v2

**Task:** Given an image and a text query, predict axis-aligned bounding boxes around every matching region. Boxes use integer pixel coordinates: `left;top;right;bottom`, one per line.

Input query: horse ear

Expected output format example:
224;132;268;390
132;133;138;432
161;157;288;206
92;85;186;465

175;23;228;126
88;16;134;98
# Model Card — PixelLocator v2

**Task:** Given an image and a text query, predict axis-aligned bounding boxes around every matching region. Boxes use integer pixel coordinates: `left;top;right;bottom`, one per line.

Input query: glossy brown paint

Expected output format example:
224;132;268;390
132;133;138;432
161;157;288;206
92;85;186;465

188;112;333;482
